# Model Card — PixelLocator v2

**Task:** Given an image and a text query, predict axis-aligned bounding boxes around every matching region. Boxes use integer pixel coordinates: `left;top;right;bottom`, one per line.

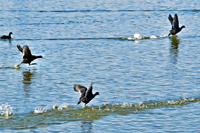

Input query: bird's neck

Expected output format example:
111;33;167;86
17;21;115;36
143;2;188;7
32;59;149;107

36;55;43;58
180;26;185;30
93;92;99;97
34;55;43;58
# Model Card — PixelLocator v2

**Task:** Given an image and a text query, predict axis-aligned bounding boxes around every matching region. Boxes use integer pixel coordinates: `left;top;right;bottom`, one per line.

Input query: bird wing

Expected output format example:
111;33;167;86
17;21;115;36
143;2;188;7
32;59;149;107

17;45;23;53
74;85;87;97
23;45;32;57
172;14;179;29
86;83;93;97
168;14;173;25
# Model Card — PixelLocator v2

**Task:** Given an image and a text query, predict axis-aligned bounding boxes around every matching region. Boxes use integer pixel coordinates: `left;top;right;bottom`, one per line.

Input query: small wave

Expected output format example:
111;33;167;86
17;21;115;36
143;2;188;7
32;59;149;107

0;103;14;117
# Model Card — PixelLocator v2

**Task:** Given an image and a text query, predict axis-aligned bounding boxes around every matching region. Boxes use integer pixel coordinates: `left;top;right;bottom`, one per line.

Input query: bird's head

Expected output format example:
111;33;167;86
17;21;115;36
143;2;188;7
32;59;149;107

181;25;185;28
95;92;100;96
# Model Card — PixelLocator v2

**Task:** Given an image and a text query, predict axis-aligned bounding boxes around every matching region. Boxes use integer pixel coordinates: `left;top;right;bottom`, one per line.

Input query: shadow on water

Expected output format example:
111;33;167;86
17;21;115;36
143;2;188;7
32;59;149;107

8;39;12;44
22;69;36;97
169;36;180;65
1;97;200;129
0;38;12;44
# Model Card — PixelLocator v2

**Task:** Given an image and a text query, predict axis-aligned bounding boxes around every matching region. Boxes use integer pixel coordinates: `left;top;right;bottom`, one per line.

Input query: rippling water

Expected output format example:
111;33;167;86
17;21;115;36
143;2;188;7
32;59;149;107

1;0;200;132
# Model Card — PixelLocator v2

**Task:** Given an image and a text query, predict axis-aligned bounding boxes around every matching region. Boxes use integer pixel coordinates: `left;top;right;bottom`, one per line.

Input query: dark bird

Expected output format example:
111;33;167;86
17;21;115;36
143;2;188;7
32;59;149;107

1;32;13;39
168;14;185;36
17;45;43;66
74;83;99;106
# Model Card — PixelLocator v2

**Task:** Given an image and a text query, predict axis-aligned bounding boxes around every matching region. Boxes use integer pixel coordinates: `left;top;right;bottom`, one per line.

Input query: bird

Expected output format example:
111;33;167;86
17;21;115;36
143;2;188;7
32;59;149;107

1;32;13;39
168;14;185;36
74;83;99;106
17;45;43;66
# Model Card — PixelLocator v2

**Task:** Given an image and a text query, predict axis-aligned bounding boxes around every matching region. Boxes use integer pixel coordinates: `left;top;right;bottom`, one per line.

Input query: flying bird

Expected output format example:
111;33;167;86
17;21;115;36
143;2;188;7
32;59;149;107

74;83;99;106
17;45;43;66
168;14;185;36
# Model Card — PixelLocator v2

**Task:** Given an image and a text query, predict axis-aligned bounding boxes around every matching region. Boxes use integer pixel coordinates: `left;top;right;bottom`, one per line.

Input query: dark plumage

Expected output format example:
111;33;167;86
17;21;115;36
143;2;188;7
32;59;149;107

74;83;99;106
168;14;185;36
17;45;43;66
1;32;13;39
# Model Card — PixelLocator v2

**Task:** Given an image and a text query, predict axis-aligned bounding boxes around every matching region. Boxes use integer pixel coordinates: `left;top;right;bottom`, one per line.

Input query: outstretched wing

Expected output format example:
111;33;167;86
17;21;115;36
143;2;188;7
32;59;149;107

168;14;173;25
172;14;179;29
23;45;32;57
17;45;23;53
74;84;87;97
86;83;93;97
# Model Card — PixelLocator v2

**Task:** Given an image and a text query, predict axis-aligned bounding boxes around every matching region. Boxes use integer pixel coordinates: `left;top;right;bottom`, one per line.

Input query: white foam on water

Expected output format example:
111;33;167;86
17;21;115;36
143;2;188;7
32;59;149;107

127;33;168;41
53;103;69;110
127;33;143;40
82;104;87;108
150;35;157;39
0;103;14;117
14;64;20;68
134;33;143;39
34;105;49;114
9;64;20;69
159;34;168;38
127;37;134;40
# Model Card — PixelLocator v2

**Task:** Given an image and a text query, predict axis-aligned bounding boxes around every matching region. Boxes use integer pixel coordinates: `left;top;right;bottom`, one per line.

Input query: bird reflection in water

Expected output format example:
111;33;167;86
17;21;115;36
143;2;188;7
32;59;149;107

80;121;93;133
169;35;180;64
22;69;35;97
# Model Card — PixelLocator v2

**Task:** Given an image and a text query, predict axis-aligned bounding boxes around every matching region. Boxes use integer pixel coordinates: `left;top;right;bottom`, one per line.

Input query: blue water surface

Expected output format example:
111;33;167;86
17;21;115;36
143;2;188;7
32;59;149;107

0;0;200;132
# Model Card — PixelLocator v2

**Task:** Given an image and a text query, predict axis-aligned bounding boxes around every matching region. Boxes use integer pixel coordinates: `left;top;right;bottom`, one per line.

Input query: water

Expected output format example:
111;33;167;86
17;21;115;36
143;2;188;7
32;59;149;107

1;0;200;132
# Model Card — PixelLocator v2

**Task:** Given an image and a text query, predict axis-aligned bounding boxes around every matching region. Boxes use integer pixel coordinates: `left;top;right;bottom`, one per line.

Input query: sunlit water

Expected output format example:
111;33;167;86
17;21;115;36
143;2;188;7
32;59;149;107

1;0;200;132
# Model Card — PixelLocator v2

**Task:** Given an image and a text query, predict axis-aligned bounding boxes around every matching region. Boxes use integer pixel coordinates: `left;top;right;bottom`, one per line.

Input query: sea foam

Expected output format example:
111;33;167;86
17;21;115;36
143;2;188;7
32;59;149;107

34;105;49;113
0;103;14;117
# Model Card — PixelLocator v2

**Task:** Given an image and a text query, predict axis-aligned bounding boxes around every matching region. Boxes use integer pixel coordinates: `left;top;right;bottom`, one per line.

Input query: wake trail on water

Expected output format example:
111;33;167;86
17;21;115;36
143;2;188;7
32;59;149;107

14;33;168;41
0;64;20;69
34;97;200;114
1;97;199;118
124;33;168;41
1;97;200;129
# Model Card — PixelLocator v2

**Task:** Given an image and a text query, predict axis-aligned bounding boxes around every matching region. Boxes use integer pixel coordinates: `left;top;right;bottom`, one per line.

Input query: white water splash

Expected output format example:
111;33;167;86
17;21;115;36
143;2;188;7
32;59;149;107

103;102;109;106
0;103;14;117
53;103;69;110
134;33;143;39
14;64;20;68
34;105;49;113
9;64;20;69
127;33;168;40
127;33;143;40
150;35;157;39
160;34;168;38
